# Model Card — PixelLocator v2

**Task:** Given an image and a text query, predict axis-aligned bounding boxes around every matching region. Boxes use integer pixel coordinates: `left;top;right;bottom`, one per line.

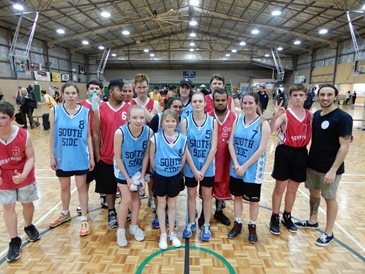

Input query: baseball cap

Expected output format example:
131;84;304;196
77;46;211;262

200;84;206;88
179;78;193;88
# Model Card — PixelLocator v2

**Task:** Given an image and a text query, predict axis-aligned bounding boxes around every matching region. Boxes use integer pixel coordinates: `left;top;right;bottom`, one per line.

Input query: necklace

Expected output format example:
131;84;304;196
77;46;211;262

0;129;15;144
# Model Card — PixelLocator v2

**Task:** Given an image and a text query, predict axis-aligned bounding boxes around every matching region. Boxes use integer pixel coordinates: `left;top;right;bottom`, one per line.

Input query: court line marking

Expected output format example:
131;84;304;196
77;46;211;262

298;187;365;254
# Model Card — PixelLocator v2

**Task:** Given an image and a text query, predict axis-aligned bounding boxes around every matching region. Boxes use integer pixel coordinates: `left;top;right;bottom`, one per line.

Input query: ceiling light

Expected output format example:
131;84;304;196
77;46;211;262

277;46;283;51
226;54;230;57
99;46;104;50
265;54;270;57
362;4;365;9
319;28;328;34
189;20;197;26
56;29;65;34
231;49;237;53
82;40;89;45
190;42;195;46
251;29;259;35
13;3;24;10
111;53;116;57
143;49;149;52
189;48;195;52
122;30;130;35
271;10;281;16
294;39;301;45
189;0;199;6
190;32;196;37
150;53;155;57
101;11;110;18
239;41;246;46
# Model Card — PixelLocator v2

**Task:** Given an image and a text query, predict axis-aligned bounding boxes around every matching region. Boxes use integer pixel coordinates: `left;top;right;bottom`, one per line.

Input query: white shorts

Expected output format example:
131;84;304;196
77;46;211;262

0;182;39;205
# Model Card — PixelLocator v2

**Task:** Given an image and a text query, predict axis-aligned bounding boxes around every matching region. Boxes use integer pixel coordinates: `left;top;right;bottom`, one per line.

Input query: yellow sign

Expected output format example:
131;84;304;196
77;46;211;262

52;72;61;82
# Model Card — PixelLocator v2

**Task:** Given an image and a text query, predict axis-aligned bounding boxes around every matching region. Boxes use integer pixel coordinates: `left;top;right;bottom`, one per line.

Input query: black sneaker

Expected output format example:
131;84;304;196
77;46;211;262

198;210;205;227
214;210;231;226
281;214;297;233
294;220;319;230
100;195;108;208
248;224;258;243
24;224;40;242
269;215;280;235
6;237;22;262
108;211;118;228
227;221;242;239
315;233;334;246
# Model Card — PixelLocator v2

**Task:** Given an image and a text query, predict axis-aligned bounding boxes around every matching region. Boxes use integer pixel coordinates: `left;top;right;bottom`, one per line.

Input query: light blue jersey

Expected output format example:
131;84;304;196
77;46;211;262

153;131;187;176
230;115;266;184
53;104;90;171
181;102;193;120
113;124;149;180
184;114;215;178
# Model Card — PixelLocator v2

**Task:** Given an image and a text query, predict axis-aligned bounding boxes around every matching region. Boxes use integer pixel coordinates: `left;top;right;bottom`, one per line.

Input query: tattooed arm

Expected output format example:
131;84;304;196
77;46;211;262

323;135;351;184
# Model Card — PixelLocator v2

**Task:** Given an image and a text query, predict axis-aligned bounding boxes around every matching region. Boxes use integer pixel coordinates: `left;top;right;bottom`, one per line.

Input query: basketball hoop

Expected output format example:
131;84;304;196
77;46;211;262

353;70;360;77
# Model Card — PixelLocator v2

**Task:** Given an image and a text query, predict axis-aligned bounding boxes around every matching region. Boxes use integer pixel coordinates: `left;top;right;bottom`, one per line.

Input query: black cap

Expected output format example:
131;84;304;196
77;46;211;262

179;78;193;88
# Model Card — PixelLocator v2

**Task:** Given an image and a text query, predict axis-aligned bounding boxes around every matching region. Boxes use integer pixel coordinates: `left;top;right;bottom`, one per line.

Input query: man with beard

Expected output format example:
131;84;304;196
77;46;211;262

93;80;131;228
198;88;237;227
295;84;352;246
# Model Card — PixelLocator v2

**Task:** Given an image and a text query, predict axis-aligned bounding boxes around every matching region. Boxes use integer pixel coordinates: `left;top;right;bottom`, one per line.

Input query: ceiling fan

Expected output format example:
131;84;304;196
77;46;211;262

141;7;189;29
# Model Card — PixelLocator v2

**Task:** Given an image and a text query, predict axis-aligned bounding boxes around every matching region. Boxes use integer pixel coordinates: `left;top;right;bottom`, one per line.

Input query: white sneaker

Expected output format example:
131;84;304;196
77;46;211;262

159;233;168;250
169;232;181;247
117;228;127;247
129;225;145;241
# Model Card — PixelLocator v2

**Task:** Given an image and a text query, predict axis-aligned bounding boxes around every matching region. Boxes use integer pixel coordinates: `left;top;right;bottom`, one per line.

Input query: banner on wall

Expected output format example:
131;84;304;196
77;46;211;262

34;71;51;82
51;72;61;82
266;81;274;89
61;74;70;82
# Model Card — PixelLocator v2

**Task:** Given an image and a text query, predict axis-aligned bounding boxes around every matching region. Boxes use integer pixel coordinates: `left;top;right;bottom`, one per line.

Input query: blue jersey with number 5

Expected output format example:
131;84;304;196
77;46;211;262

184;114;215;178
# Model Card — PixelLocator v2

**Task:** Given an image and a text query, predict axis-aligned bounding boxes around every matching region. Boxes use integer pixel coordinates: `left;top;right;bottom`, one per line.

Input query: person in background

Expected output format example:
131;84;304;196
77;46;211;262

18;88;36;129
351;91;357;105
345;91;351;105
0;101;41;262
204;74;235;113
38;89;57;109
150;86;161;103
122;81;134;104
54;87;62;104
0;88;4;101
26;85;37;117
257;86;269;112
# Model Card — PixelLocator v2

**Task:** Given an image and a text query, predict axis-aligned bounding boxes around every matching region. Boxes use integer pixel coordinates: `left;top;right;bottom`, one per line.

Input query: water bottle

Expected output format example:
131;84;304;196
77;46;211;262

91;93;99;111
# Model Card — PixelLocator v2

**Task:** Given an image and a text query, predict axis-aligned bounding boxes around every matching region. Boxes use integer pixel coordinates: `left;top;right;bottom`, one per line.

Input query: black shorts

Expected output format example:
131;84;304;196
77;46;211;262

86;169;96;184
94;160;117;194
271;145;308;183
152;172;181;198
229;176;261;202
185;176;214;188
116;178;127;185
56;169;89;177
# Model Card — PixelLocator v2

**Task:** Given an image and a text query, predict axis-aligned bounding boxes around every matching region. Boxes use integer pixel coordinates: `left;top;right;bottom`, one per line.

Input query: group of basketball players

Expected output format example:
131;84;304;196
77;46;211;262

0;72;352;261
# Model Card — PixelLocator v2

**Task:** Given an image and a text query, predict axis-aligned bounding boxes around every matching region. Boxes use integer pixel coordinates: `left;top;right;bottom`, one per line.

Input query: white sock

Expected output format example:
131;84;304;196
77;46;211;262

250;220;256;225
235;218;242;224
118;228;125;233
61;210;69;215
130;224;138;231
81;216;87;222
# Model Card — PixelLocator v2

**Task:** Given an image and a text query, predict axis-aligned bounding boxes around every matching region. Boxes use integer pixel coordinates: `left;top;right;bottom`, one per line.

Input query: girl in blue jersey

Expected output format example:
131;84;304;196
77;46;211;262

149;97;184;229
114;105;153;247
180;92;218;242
227;92;271;243
49;83;95;236
150;109;187;250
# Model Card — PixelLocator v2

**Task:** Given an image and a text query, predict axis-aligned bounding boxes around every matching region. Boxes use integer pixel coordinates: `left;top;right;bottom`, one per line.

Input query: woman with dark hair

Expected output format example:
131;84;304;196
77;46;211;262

178;78;194;119
48;83;95;236
227;91;271;243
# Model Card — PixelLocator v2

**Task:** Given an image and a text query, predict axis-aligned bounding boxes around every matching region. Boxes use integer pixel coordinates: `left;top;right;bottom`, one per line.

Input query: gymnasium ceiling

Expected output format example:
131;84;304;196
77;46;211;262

0;0;364;71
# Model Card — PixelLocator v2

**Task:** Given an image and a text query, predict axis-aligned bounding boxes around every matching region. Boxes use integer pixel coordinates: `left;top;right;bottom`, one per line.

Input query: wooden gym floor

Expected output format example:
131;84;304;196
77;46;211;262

1;102;365;274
